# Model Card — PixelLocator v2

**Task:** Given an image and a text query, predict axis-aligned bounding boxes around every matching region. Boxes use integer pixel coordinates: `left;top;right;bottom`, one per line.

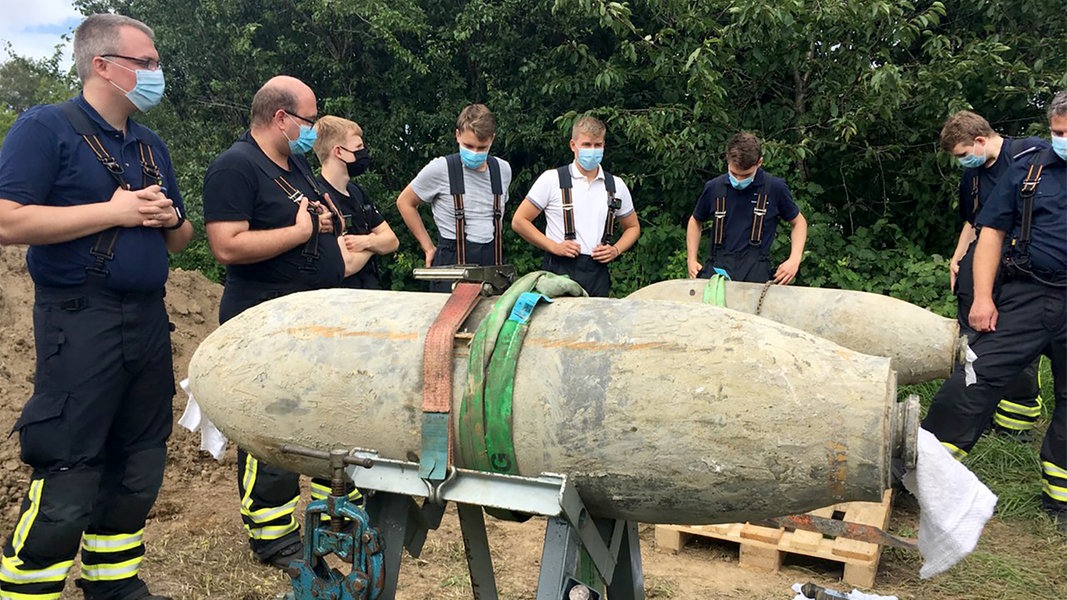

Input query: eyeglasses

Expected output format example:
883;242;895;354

284;110;318;126
101;54;162;71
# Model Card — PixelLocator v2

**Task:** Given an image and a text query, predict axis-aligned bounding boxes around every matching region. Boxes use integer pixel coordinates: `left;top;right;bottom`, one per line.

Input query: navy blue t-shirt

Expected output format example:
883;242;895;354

318;178;385;235
978;148;1066;274
0;94;183;291
202;132;343;287
692;168;800;254
318;177;385;288
957;136;1049;225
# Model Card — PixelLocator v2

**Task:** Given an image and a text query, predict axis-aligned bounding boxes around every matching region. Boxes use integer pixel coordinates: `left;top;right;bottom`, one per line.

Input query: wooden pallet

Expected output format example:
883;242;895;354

654;490;894;588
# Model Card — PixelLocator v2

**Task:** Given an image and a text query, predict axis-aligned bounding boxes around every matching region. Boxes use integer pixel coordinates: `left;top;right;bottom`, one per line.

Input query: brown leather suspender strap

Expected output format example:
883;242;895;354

600;171;619;245
749;193;769;245
273;176;322;271
489;159;504;265
712;195;727;246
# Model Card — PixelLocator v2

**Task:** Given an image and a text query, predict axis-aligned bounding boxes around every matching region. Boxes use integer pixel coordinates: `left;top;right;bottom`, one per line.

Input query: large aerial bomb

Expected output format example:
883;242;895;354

627;279;963;384
189;289;917;525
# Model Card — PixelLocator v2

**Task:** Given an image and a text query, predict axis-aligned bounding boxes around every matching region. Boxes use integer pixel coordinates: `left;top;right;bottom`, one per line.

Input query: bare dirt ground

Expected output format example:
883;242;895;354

0;244;1063;600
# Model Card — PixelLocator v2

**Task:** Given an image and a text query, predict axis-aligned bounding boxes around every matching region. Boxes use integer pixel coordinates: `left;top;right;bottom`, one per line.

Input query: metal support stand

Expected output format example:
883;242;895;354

347;449;645;600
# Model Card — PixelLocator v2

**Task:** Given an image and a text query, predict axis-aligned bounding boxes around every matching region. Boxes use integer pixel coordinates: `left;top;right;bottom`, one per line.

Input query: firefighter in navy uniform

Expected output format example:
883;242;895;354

512;115;641;297
313;115;399;289
0;14;191;600
686;132;808;284
923;90;1067;533
203;76;354;567
940;111;1049;438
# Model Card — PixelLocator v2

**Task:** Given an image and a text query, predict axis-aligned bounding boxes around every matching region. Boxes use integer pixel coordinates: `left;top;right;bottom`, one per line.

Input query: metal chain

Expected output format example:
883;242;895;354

755;280;774;316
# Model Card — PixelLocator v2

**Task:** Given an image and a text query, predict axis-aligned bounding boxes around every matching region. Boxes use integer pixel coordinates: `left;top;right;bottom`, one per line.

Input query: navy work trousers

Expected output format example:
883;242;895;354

542;253;610;297
923;276;1066;508
1;280;173;600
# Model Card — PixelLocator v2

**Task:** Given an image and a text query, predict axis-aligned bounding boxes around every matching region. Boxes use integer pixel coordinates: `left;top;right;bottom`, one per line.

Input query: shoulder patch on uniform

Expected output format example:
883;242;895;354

1011;145;1041;161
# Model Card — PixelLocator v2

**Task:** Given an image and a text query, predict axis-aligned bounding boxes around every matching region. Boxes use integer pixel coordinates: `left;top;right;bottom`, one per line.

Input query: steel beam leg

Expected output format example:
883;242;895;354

457;503;499;600
606;521;645;600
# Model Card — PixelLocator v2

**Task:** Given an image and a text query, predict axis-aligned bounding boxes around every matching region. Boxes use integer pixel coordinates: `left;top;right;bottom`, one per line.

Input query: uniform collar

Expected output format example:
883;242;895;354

570;161;604;181
239;130;297;177
73;93;142;141
724;167;766;188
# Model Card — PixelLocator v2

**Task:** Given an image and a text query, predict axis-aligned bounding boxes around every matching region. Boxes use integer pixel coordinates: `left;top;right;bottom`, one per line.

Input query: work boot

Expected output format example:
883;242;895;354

1043;499;1067;535
989;423;1036;443
75;579;172;600
1047;507;1067;535
261;539;305;570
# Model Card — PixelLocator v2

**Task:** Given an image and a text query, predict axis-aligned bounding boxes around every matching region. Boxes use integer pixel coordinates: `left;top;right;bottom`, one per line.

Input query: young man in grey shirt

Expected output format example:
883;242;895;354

396;104;512;290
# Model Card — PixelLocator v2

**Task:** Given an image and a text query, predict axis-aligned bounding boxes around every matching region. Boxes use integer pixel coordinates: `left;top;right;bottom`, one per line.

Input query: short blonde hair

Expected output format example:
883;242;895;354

571;116;606;140
940;111;994;152
456;104;496;140
313;115;364;164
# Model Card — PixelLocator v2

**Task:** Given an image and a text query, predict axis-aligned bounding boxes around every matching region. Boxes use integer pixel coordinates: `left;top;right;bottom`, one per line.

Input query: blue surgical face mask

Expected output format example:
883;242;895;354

285;120;317;155
106;61;165;112
1052;135;1067;161
729;172;754;190
956;141;986;168
957;152;985;169
459;146;488;169
577;148;604;171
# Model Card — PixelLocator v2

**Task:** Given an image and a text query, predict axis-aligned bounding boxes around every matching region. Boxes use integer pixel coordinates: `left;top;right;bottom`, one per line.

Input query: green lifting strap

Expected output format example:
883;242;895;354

483;292;551;475
702;274;727;307
458;271;585;473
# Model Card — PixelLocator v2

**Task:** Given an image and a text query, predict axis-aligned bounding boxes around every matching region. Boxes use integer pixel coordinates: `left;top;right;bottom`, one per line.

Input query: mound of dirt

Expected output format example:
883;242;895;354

0;245;228;531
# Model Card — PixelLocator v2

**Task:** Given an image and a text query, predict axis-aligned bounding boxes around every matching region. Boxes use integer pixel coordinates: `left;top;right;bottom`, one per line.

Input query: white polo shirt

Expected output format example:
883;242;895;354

524;163;635;255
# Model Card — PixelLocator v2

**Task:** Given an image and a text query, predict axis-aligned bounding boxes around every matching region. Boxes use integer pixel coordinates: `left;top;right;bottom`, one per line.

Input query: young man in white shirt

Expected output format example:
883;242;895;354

512;116;640;296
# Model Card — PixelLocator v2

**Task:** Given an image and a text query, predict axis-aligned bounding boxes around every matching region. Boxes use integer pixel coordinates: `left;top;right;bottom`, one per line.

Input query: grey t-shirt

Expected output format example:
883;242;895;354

410;155;513;243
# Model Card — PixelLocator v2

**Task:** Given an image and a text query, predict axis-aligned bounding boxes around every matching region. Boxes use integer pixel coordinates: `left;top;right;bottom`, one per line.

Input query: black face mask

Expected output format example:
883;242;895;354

342;147;372;177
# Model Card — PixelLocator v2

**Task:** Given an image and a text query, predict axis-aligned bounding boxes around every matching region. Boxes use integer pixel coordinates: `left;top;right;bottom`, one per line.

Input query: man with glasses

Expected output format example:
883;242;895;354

203;75;349;568
0;13;190;600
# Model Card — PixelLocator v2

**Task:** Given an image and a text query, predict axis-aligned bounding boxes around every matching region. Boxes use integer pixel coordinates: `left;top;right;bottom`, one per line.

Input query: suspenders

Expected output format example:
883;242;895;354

709;178;770;250
444;153;504;265
1016;159;1045;255
749;193;769;245
555;165;619;245
248;150;337;274
1003;149;1065;287
55;101;163;276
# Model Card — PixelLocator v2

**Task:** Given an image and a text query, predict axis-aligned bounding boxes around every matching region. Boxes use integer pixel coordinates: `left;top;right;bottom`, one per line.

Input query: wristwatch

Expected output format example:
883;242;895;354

163;206;186;231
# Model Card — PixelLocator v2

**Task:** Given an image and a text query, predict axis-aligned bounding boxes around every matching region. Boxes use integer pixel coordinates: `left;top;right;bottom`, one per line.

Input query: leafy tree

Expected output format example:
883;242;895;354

0;46;77;144
64;0;1065;305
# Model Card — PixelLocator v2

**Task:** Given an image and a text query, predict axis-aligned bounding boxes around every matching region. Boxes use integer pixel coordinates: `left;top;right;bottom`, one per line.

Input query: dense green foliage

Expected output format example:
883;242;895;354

4;0;1065;306
0;47;77;145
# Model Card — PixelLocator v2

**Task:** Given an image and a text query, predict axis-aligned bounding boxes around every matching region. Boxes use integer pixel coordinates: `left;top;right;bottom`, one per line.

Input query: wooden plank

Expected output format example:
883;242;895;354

654;525;685;554
786;504;833;553
739;543;783;573
832;490;893;561
739;522;784;544
654;490;894;587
